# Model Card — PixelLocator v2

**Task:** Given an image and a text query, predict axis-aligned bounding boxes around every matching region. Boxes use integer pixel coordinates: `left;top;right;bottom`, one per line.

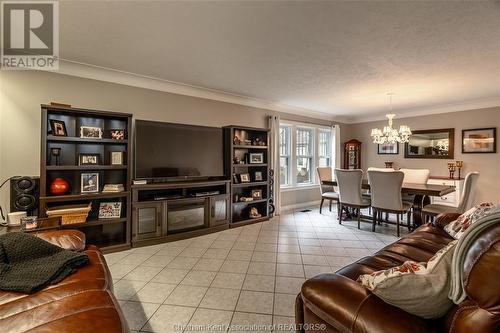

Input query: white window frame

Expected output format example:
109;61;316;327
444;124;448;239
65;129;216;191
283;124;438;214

279;125;292;187
279;121;334;190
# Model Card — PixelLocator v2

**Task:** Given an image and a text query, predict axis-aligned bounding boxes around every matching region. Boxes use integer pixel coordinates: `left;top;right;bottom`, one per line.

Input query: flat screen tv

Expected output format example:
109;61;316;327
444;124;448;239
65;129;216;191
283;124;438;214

135;120;224;181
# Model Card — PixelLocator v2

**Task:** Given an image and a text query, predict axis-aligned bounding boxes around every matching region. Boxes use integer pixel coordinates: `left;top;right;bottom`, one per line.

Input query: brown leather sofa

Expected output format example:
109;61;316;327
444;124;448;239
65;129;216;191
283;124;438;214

295;213;500;333
0;230;129;333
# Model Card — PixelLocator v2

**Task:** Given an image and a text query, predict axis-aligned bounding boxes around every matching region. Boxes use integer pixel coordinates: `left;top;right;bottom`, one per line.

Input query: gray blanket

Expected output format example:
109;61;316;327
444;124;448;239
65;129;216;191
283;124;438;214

449;206;500;304
0;232;89;294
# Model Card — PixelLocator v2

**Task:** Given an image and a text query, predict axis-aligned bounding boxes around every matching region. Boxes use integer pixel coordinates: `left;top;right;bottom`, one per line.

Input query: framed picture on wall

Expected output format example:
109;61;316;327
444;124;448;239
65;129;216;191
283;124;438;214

462;128;496;153
377;143;399;155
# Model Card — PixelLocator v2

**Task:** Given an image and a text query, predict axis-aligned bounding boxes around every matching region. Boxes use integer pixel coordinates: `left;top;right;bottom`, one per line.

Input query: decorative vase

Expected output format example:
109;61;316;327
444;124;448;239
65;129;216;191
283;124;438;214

50;178;70;195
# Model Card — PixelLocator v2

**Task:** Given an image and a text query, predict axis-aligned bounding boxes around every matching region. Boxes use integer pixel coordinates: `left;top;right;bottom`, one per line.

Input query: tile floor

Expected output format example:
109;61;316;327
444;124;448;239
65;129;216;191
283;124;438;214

105;207;404;333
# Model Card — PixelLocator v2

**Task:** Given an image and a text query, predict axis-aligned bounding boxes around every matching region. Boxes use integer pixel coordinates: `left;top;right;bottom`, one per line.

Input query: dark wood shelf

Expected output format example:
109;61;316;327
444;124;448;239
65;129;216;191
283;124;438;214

41;105;132;253
233;181;268;188
47;135;128;144
60;218;127;229
46;165;127;171
231;216;269;227
233;163;267;167
41;191;130;202
233;145;268;149
233;198;268;205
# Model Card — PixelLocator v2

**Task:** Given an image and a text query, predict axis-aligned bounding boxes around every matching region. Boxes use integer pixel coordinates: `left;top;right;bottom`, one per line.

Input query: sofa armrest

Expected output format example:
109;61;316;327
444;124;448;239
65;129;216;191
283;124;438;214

35;229;86;251
432;213;461;229
299;273;431;333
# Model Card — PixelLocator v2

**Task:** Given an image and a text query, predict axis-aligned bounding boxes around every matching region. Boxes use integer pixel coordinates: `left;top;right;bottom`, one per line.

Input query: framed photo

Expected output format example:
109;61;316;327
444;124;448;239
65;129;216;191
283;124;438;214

240;173;250;183
78;153;100;165
249;153;264;164
377;143;399;155
110;151;125;165
80;126;102;139
251;189;262;199
98;202;122;219
232;173;239;184
110;129;125;140
49;119;67;136
254;171;263;181
81;173;99;193
462;128;496;153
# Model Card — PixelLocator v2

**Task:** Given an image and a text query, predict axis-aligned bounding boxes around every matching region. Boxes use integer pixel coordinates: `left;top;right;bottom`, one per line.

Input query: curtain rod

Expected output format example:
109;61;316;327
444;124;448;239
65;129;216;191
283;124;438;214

278;117;337;127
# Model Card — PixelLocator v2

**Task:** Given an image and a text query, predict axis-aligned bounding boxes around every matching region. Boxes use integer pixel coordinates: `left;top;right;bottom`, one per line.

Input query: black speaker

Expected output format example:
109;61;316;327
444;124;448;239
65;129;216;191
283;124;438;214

268;169;275;217
10;176;39;215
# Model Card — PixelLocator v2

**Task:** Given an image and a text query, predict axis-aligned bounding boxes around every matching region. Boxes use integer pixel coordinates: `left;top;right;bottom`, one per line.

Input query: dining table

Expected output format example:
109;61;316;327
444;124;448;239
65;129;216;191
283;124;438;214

321;179;456;228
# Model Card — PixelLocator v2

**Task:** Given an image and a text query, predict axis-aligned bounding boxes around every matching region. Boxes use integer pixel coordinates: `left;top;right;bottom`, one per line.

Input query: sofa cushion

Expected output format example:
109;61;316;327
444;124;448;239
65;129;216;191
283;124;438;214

357;240;457;319
444;202;497;239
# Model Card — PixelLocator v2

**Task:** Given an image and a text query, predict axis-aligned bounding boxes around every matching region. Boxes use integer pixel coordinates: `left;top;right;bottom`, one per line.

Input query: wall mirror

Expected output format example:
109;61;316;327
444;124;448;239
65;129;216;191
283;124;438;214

404;128;455;159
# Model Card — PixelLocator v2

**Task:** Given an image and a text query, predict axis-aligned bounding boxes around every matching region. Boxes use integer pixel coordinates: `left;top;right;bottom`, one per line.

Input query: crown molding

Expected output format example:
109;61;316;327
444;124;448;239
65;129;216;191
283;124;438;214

56;59;336;122
343;96;500;124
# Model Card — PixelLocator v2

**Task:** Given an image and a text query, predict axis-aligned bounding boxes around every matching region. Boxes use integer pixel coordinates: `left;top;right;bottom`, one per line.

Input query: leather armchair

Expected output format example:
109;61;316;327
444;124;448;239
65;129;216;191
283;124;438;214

295;213;500;333
0;230;129;333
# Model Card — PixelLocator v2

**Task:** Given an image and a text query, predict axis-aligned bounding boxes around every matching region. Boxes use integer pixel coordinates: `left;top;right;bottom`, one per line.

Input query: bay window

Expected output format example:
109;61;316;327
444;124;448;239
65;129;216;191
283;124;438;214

279;121;334;189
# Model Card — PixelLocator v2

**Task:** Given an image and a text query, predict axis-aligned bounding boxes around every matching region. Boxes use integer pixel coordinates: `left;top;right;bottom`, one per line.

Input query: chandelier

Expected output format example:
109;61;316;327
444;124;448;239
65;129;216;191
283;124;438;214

370;94;412;144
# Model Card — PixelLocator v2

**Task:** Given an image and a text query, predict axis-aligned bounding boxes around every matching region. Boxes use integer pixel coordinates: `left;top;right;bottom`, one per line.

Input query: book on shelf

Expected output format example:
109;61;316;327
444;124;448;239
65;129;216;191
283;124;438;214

102;184;125;193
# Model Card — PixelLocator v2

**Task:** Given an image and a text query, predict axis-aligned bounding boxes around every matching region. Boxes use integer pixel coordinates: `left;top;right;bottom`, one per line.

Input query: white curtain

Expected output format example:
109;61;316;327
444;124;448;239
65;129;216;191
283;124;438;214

333;124;341;169
268;115;281;216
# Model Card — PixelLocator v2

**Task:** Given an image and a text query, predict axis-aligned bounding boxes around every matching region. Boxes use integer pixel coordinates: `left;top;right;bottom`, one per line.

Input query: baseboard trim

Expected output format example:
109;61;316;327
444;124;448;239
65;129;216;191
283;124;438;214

280;200;321;212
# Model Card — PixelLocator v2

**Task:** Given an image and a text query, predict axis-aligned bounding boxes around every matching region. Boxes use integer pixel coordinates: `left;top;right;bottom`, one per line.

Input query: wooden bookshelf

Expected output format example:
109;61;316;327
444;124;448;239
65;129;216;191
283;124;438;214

223;125;271;226
39;105;132;253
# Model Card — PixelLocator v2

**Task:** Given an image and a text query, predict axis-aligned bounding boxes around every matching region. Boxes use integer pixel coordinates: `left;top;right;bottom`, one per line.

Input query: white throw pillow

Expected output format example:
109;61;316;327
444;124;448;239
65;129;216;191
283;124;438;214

444;202;497;239
358;240;458;319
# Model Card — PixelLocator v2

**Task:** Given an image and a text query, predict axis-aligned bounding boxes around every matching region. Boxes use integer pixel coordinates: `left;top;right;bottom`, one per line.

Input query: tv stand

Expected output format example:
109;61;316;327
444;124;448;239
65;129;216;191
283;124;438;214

131;179;230;247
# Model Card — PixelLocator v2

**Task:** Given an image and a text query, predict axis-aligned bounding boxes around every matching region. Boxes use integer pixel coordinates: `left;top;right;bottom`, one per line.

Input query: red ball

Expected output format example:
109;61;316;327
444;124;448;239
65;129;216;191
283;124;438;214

50;177;70;195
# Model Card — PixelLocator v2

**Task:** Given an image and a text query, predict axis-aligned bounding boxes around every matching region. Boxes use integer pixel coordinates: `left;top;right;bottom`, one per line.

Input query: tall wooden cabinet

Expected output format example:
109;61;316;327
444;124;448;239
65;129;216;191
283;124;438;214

344;139;362;169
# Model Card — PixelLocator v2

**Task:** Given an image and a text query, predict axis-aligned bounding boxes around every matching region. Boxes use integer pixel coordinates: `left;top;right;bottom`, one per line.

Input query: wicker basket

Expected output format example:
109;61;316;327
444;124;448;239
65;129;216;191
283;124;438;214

46;203;92;225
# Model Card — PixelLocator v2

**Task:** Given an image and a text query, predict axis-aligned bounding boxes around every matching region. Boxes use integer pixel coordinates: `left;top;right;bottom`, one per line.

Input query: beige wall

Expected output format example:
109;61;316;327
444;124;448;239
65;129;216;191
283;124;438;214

0;71;338;213
346;107;500;204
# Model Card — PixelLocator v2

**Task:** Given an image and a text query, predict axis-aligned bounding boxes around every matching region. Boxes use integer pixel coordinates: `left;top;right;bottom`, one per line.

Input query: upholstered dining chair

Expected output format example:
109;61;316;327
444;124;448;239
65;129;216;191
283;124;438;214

316;167;339;215
334;169;371;229
422;172;480;220
368;170;412;237
400;168;431;214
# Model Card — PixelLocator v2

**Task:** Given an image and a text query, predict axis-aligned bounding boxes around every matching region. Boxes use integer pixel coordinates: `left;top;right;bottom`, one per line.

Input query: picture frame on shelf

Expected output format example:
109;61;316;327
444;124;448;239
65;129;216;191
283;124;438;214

80;126;102;139
462;128;496;154
254;171;263;181
81;172;99;193
110;129;125;140
249;153;264;164
98;202;122;219
49;147;62;166
78;153;100;165
233;173;239;184
110;151;125;165
377;142;399;155
49;119;67;136
240;173;250;183
251;189;262;199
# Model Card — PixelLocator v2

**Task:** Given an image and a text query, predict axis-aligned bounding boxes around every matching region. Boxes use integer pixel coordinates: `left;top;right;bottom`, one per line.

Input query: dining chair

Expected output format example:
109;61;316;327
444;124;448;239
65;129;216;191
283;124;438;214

368;170;412;237
316;167;339;215
400;168;431;184
421;172;480;220
400;168;431;214
334;169;371;229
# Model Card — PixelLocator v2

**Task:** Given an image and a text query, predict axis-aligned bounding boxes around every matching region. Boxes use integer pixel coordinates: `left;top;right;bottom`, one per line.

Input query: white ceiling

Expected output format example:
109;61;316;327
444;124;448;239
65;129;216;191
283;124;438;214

59;1;500;123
